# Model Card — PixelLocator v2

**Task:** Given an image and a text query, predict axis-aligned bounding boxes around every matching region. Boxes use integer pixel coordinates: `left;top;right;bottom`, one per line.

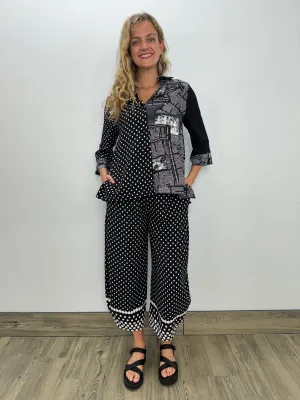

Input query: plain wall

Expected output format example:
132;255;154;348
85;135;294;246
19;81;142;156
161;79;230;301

0;0;299;312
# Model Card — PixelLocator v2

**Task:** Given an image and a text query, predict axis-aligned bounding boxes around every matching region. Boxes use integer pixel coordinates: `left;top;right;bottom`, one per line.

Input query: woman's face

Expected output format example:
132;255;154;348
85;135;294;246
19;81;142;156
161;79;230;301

129;21;164;70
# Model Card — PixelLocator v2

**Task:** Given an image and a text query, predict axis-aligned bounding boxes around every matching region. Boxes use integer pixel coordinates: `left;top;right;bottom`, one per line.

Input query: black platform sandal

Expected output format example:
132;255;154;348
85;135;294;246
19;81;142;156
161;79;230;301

123;347;147;390
159;343;178;385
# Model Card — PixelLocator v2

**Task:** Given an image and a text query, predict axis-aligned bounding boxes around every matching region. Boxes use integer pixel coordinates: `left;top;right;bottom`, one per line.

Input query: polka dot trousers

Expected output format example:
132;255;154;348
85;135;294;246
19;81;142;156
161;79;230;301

104;193;191;341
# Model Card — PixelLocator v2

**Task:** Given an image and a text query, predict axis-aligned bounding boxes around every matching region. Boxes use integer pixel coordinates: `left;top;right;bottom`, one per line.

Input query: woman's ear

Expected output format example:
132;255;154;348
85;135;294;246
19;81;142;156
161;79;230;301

160;39;165;54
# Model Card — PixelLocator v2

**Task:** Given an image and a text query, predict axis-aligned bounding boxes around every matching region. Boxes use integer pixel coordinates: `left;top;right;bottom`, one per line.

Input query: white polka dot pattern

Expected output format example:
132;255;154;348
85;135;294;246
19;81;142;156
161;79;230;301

104;194;191;341
96;97;155;202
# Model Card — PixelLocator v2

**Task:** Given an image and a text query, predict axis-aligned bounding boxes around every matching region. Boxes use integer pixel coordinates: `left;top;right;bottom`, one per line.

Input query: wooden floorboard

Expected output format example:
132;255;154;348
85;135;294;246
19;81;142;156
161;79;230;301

184;310;300;335
0;312;183;337
0;334;300;399
1;310;300;336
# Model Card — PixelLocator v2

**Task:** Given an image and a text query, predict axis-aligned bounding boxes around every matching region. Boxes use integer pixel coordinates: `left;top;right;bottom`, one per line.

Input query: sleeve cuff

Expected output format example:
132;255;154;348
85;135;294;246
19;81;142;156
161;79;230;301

190;152;213;166
95;159;110;175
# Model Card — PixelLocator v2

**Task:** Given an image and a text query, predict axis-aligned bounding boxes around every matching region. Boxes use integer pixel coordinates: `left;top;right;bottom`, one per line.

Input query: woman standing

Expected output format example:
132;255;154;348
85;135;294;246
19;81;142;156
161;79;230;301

95;12;212;390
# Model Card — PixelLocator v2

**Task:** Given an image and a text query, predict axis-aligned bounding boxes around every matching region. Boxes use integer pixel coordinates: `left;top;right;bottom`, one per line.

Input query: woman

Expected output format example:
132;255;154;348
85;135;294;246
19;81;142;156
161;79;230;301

94;12;212;390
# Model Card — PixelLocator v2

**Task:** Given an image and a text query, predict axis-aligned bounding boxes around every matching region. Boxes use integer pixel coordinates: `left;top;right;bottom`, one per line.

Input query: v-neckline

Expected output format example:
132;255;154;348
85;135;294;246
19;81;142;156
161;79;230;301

135;80;161;105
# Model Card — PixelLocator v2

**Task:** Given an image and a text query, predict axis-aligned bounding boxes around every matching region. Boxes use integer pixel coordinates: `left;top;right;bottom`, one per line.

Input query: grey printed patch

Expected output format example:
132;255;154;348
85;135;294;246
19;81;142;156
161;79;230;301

145;79;189;194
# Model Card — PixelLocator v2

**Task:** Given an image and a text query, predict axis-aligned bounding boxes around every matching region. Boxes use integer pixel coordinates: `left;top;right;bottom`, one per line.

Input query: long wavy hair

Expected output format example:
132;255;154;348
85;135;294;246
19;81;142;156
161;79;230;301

105;13;171;122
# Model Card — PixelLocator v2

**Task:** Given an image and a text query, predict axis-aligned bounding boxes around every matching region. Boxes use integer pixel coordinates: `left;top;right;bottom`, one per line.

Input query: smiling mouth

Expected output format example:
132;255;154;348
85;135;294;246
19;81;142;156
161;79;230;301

139;54;153;59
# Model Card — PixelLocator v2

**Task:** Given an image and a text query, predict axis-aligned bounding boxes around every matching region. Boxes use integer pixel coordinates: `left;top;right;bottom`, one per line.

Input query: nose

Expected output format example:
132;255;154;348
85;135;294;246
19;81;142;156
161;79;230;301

140;40;150;50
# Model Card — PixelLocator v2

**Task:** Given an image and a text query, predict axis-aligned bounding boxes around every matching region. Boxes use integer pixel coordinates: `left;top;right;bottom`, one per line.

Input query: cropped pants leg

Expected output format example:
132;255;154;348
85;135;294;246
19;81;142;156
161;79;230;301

104;194;191;341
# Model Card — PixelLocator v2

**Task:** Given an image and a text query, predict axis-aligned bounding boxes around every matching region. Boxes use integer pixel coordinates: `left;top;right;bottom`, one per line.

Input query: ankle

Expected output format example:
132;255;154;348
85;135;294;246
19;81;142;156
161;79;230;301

133;341;146;349
133;330;145;348
160;340;172;345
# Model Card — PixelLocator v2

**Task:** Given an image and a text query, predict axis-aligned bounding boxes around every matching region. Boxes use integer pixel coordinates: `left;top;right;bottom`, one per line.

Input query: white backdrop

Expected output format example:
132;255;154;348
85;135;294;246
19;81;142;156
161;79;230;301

0;0;299;312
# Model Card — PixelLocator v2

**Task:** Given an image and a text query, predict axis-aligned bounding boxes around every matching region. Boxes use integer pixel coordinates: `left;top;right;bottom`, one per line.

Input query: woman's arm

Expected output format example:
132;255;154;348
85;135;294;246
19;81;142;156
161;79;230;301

95;102;119;181
184;165;202;187
183;84;212;186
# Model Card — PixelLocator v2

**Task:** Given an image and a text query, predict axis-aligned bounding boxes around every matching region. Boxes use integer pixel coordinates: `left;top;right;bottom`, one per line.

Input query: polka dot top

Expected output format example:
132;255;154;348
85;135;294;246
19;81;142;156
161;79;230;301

95;76;213;203
96;96;155;202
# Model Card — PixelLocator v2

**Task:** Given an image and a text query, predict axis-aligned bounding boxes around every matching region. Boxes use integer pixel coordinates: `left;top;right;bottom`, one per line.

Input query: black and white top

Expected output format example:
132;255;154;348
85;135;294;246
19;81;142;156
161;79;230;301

95;76;212;202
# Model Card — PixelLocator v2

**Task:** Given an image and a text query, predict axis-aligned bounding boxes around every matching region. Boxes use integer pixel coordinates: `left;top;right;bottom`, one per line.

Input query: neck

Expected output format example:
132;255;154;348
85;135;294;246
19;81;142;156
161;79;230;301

135;68;159;88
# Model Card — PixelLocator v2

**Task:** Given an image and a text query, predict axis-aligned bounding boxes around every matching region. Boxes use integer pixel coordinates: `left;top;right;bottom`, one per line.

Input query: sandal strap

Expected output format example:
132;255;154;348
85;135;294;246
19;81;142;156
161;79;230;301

159;355;178;371
125;348;146;375
124;364;143;377
130;347;147;355
125;356;146;369
160;344;176;351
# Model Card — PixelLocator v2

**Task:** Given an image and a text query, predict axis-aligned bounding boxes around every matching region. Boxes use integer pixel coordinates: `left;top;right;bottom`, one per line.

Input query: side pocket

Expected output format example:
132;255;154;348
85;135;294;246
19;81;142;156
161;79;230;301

184;183;196;199
96;179;117;201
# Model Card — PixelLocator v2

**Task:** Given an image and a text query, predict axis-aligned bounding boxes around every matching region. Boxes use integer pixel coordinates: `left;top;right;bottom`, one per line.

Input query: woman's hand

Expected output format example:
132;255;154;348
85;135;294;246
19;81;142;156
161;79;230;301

184;166;202;187
103;174;115;184
184;176;195;188
99;168;115;184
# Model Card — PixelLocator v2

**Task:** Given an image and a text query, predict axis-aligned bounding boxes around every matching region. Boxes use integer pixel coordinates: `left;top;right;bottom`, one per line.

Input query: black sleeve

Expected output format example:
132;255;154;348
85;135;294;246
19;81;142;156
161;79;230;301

94;102;119;175
182;84;212;166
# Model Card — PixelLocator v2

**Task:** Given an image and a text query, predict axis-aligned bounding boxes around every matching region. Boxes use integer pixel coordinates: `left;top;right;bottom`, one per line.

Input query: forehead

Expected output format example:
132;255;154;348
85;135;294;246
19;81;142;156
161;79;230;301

131;21;157;38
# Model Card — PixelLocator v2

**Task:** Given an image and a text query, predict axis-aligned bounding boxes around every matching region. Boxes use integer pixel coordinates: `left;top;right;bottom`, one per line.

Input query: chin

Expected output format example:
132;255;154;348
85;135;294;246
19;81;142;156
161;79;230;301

135;59;158;69
140;63;157;69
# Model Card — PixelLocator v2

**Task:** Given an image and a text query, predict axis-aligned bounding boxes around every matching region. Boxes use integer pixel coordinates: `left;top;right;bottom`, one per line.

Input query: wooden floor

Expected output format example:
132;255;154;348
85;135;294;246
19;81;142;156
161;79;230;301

0;334;300;399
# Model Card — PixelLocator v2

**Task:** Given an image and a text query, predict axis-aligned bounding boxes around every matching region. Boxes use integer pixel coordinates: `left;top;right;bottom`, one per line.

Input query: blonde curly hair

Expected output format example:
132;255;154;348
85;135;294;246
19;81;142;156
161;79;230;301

105;12;171;121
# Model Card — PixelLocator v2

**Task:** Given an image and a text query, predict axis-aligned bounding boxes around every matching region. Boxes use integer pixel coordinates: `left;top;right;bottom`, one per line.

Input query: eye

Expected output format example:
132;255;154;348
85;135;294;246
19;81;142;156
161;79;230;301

131;40;139;46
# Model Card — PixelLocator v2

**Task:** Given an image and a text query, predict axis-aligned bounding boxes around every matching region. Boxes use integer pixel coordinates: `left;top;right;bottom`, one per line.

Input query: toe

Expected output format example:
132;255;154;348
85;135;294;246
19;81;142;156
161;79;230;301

133;373;140;383
126;371;133;381
162;368;168;378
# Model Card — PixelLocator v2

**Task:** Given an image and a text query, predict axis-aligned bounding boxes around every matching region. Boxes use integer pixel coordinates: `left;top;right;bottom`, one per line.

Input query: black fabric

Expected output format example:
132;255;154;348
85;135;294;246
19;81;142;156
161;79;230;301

183;85;212;161
95;97;156;202
104;194;191;341
94;104;119;175
94;76;213;202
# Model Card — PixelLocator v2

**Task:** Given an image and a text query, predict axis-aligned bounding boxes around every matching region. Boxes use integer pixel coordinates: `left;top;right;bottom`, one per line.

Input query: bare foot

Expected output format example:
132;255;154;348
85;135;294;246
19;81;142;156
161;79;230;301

126;345;146;383
160;341;176;378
